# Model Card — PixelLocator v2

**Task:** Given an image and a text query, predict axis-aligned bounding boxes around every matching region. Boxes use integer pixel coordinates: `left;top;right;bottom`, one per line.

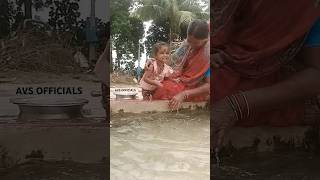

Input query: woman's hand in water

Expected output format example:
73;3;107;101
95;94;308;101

212;98;238;151
169;91;187;110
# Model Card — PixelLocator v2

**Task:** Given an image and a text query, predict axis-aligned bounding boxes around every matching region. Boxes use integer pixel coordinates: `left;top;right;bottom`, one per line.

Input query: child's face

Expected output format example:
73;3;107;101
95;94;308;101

155;46;170;64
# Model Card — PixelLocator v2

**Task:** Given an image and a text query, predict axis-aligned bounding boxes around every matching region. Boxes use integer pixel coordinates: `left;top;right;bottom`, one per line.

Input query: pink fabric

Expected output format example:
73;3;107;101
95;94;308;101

139;59;173;91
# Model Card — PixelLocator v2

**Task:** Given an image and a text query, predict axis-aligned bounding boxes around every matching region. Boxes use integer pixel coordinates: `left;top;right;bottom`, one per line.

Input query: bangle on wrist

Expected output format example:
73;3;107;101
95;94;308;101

225;91;251;122
183;91;189;100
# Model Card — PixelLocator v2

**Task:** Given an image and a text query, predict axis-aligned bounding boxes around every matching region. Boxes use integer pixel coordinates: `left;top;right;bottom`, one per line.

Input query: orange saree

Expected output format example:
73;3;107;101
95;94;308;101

153;42;210;101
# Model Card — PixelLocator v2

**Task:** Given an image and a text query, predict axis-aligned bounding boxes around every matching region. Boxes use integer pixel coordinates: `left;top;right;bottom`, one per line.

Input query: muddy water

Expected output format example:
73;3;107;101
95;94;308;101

110;111;210;180
213;151;320;180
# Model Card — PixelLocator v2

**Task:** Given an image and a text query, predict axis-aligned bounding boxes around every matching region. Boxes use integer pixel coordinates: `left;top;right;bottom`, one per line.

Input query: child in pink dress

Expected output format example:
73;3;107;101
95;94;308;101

140;42;173;100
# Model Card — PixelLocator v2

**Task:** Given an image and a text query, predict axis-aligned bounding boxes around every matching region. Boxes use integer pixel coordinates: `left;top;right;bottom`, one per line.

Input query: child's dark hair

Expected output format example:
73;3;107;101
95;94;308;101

187;20;209;40
152;41;169;58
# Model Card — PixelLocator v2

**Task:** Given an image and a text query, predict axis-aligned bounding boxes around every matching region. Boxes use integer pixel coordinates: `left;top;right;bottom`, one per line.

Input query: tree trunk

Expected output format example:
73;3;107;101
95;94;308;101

110;52;113;73
0;0;10;38
169;28;172;50
24;0;32;19
116;53;121;71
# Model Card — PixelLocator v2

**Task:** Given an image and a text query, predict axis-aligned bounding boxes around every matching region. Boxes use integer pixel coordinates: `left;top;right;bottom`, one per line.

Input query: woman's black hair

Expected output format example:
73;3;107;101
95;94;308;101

187;20;209;40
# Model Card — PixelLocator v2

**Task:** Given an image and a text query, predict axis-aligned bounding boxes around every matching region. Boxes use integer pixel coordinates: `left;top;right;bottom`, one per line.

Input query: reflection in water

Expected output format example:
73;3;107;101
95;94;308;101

110;111;210;180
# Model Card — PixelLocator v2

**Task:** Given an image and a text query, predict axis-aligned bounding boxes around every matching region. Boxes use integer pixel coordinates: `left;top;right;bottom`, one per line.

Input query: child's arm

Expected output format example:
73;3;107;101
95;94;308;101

165;68;182;83
142;65;163;87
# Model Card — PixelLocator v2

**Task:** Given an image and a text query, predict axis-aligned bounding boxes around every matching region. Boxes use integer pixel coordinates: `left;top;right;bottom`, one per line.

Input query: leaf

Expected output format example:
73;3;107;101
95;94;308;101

133;0;209;41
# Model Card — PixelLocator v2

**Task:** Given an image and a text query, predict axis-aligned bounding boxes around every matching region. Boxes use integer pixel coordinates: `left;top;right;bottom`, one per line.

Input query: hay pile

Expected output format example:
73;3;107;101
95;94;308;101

111;72;136;84
0;29;80;73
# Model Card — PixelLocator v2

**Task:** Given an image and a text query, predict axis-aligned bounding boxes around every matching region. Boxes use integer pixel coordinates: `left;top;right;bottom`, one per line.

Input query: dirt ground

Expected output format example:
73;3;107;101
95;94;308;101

110;72;137;86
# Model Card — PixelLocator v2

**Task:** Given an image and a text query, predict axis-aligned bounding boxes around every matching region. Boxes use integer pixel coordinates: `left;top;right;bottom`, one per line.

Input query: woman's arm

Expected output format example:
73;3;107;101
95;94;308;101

184;77;210;98
212;47;320;152
169;77;210;109
245;47;320;111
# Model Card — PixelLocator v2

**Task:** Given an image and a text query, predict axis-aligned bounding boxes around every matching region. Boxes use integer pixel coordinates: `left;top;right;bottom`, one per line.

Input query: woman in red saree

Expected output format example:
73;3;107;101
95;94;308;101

211;0;320;158
150;20;210;109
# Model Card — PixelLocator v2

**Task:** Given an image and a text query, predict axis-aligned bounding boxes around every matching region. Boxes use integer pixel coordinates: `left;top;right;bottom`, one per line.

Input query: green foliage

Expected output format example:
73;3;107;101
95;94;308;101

134;0;209;41
0;0;11;38
1;0;108;66
47;0;81;32
141;0;208;57
46;0;85;49
0;0;24;38
111;0;144;72
40;0;107;57
145;19;170;56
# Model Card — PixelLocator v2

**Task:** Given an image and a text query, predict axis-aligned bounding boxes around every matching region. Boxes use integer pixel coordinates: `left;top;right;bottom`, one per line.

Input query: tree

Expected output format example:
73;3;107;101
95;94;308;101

47;0;81;32
133;0;209;42
46;0;107;62
145;19;170;56
8;0;54;32
0;0;25;38
111;0;144;71
0;0;11;38
24;0;32;19
15;0;46;19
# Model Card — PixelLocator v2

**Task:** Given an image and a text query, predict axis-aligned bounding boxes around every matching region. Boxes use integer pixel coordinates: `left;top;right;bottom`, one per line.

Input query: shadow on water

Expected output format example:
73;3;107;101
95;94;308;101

0;159;107;180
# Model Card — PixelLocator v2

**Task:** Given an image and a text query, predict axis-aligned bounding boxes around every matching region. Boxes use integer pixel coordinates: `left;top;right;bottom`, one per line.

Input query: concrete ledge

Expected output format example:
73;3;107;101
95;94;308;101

0;124;108;163
110;100;207;113
223;126;319;152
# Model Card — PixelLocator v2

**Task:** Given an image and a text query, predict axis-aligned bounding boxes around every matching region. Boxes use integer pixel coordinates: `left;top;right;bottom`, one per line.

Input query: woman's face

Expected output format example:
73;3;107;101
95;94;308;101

187;35;208;50
155;46;170;63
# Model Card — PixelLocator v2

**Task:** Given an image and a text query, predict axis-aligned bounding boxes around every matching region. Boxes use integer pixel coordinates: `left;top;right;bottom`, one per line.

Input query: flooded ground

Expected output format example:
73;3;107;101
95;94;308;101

110;111;210;180
213;149;320;180
0;160;107;180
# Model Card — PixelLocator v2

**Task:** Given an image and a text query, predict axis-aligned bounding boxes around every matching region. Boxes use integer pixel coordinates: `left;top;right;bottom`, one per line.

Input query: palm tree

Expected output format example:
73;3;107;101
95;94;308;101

133;0;209;43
